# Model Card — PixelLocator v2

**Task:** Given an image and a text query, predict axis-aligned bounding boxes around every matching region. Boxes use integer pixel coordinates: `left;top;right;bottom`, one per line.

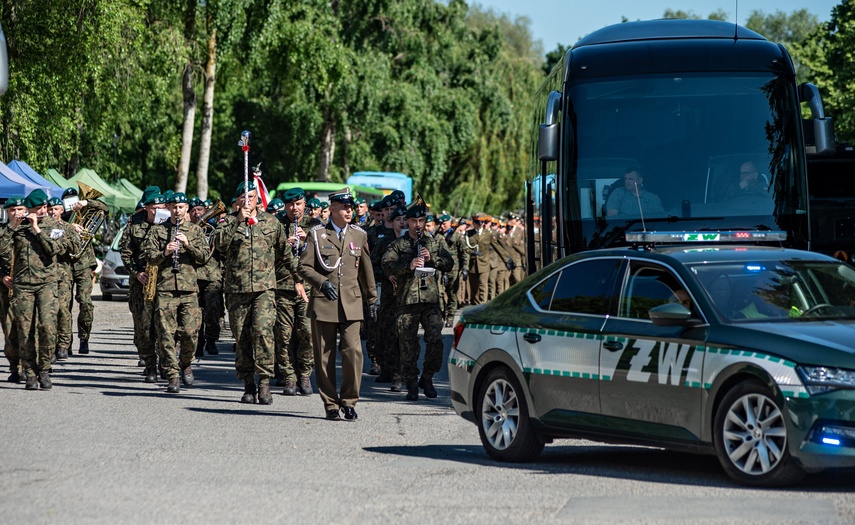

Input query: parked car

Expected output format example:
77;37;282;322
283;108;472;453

449;240;855;486
100;225;129;300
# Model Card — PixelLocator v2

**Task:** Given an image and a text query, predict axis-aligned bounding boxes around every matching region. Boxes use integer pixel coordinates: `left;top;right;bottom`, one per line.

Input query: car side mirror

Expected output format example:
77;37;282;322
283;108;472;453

649;303;696;326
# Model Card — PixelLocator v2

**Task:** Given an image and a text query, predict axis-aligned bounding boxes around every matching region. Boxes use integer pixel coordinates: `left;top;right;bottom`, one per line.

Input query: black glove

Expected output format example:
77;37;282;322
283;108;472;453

441;273;449;287
320;280;338;301
369;300;380;321
461;269;469;281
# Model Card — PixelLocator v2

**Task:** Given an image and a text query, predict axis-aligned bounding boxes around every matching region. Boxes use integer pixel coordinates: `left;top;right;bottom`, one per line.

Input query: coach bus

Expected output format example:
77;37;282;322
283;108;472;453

273;181;384;203
526;19;835;271
807;144;855;263
346;171;412;203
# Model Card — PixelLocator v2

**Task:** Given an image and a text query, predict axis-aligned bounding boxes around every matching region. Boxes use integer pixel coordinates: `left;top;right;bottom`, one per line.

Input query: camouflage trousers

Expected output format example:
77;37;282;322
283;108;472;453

443;268;461;319
155;291;201;379
56;273;73;350
226;290;276;384
396;303;444;388
274;288;313;382
128;279;160;367
70;266;94;342
377;287;399;377
12;281;58;377
197;280;224;343
1;288;20;373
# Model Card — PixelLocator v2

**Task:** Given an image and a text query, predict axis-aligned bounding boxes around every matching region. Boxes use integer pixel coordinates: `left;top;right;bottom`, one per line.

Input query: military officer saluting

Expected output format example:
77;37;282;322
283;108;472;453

298;188;378;420
142;192;210;393
382;204;453;400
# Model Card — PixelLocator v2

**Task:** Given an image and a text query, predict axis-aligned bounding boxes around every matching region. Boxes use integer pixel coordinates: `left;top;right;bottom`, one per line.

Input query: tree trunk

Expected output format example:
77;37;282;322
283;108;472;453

316;95;335;182
175;0;197;193
195;27;217;201
342;116;351;179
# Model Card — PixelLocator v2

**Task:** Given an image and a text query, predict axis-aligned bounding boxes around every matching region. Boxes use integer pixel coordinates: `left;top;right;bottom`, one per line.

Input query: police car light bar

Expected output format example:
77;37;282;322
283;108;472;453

625;231;788;243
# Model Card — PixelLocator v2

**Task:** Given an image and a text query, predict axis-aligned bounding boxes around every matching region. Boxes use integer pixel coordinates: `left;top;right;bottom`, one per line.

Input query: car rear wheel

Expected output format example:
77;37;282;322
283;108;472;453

713;380;804;486
476;366;544;462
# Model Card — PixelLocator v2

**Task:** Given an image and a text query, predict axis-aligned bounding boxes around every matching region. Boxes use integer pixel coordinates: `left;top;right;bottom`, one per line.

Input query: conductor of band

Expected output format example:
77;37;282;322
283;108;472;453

298;188;378;421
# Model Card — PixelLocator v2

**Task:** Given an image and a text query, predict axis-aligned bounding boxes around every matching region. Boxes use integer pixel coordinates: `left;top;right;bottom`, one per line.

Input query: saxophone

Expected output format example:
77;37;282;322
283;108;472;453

143;262;158;302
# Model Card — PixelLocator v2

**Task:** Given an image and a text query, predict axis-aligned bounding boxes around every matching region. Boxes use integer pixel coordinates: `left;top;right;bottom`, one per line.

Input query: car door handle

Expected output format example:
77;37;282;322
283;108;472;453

603;341;623;351
523;333;541;344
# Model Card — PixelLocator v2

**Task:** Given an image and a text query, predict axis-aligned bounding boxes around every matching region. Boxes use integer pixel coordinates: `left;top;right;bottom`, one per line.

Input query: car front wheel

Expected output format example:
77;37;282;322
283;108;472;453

476;366;544;462
713;380;805;486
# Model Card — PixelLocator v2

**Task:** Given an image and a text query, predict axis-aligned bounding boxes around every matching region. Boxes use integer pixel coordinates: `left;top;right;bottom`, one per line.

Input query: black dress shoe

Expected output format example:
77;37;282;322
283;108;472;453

342;406;358;420
326;409;341;420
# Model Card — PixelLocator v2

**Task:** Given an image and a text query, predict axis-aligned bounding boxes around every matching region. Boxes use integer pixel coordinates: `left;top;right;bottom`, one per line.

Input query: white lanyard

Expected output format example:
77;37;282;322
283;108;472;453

312;224;348;272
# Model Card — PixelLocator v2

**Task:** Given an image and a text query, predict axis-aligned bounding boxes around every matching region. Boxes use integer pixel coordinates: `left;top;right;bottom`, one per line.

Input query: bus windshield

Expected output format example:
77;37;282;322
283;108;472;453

564;71;805;249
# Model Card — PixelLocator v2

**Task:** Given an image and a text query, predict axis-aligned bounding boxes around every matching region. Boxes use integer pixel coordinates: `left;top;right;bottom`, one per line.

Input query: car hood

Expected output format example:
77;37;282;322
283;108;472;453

718;321;855;368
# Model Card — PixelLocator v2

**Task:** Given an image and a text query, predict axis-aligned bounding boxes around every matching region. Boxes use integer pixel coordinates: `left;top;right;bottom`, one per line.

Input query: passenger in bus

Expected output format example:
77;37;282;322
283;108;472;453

725;161;769;199
605;167;664;217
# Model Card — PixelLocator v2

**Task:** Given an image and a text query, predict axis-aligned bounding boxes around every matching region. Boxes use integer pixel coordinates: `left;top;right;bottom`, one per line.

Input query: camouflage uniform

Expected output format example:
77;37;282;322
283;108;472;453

371;227;400;379
0;223;20;376
4;216;64;379
66;198;108;348
196;242;224;351
365;223;393;369
120;211;160;368
142;219;210;380
442;228;470;322
55;220;82;353
274;214;315;386
213;211;297;387
382;232;453;390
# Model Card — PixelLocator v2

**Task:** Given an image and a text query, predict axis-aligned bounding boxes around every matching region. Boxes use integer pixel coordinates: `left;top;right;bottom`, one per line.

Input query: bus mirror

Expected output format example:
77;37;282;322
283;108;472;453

799;83;835;155
538;124;558;161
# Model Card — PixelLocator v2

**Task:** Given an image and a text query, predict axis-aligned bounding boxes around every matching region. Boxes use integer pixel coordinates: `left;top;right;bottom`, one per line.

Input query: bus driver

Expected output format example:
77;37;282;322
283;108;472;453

606;167;664;217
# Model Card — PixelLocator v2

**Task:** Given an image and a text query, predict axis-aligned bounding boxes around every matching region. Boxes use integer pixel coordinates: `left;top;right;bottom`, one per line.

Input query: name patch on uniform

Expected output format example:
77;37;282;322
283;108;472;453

50;229;64;239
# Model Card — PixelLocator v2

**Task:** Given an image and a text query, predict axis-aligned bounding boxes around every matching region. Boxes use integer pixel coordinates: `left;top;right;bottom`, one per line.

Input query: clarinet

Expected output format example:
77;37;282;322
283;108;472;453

417;228;428;290
171;217;181;274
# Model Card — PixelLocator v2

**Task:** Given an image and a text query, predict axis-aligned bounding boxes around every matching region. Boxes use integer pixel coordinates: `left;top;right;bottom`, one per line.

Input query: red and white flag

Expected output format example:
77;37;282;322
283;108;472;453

254;173;270;210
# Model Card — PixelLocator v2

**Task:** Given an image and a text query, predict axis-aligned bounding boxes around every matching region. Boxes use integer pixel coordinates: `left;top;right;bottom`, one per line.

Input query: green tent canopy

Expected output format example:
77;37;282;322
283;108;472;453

113;178;143;203
68;168;137;214
44;168;71;189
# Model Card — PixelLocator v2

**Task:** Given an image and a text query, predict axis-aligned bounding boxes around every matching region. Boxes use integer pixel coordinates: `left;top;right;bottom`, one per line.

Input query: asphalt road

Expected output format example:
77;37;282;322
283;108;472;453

3;289;855;524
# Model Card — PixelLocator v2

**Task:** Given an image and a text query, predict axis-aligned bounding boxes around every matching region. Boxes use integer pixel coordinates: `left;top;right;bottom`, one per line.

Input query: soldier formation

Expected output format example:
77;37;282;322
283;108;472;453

0;180;525;421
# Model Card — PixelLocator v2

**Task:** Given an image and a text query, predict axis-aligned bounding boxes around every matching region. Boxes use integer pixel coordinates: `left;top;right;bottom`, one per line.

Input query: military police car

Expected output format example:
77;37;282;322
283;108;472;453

449;232;855;486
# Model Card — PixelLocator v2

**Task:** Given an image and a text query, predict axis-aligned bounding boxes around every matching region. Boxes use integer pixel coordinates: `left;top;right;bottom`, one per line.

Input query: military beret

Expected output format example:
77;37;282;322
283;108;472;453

203;198;213;208
162;190;174;202
319;201;330;210
389;205;408;220
144;192;166;205
380;195;397;208
354;197;365;205
328;188;354;205
368;199;382;211
135;199;144;209
62;187;78;199
233;180;257;200
307;198;321;209
188;197;205;208
142;186;161;201
391;190;405;200
3;196;25;208
438;214;451;222
24;189;49;208
425;214;435;223
405;205;427;220
281;187;305;203
266;197;285;213
168;192;188;204
48;197;63;207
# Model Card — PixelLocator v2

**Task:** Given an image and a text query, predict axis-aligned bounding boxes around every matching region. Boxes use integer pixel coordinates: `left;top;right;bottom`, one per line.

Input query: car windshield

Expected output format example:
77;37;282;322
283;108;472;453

690;259;855;322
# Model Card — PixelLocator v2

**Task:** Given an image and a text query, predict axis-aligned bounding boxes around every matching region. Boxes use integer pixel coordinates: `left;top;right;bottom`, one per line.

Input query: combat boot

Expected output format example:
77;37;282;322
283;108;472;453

298;375;313;396
205;339;218;355
144;366;158;383
137;359;146;367
25;375;38;390
7;370;21;383
282;379;297;396
51;352;57;364
56;348;69;361
419;376;437;398
240;382;257;404
181;366;194;386
390;379;403;392
445;316;453;328
195;338;204;358
375;369;392;383
405;385;419;401
78;340;89;354
38;371;52;390
166;377;180;393
368;360;381;375
258;383;273;405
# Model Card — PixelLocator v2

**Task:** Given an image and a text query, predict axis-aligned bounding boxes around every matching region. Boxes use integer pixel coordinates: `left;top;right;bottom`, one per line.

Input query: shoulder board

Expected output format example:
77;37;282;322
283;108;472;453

350;224;365;233
310;224;326;232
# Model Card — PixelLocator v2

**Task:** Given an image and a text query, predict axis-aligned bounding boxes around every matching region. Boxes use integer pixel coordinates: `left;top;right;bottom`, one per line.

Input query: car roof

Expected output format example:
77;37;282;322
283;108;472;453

572;245;838;266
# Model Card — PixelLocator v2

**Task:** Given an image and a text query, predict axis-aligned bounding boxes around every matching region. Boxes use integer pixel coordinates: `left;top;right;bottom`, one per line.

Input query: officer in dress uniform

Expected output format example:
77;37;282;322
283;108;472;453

381;204;453;400
298;188;378;420
507;213;526;284
142;192;210;393
439;214;469;327
273;187;316;396
213;181;301;405
0;197;27;382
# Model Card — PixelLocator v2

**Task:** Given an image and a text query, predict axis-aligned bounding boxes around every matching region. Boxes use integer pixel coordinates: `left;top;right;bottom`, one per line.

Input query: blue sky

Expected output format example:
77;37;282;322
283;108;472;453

472;1;840;51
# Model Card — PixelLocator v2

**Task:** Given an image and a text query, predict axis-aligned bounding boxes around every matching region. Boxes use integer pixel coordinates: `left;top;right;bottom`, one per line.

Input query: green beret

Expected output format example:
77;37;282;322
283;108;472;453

162;190;174;202
144;192;165;205
142;186;161;201
167;192;188;204
188;197;204;208
389;205;407;220
425;214;435;223
438;214;451;222
354;197;365;205
48;197;63;207
24;189;49;208
62;187;78;199
233;180;257;200
307;198;321;209
319;201;330;210
266;198;285;213
3;196;25;209
368;199;381;211
281;188;305;203
405;205;427;220
203;199;213;208
136;199;144;209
